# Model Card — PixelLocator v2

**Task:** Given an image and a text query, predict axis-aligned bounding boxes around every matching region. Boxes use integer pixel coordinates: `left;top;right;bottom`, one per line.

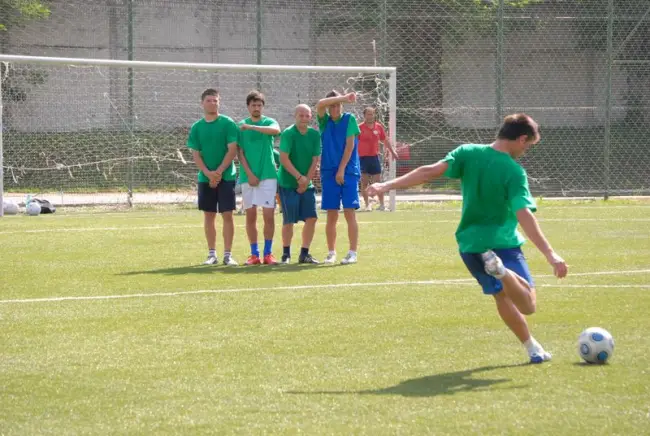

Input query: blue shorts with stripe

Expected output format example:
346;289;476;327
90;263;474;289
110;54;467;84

460;247;534;295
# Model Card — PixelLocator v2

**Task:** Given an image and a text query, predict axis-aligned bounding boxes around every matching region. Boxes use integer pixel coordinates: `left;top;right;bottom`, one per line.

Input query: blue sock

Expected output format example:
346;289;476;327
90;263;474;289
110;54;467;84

264;239;273;256
250;242;259;257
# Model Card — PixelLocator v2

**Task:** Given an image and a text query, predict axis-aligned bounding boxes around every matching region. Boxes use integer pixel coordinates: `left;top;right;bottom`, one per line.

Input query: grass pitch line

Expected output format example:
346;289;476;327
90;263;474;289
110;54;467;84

0;269;649;305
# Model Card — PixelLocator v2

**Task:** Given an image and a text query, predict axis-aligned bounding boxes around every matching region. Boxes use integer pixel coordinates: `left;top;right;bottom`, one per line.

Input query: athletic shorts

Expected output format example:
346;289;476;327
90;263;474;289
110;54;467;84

241;178;277;209
360;155;382;175
197;181;236;213
460;247;534;295
320;170;360;211
279;187;318;225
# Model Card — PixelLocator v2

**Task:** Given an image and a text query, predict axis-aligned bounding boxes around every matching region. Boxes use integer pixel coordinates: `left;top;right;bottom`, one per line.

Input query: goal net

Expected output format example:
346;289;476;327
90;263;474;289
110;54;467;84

0;54;396;210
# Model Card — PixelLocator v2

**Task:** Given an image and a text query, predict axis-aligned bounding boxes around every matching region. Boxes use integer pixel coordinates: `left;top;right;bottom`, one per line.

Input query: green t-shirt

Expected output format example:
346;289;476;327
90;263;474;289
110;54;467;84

443;144;537;253
277;125;322;189
238;116;280;183
317;112;360;139
186;116;238;183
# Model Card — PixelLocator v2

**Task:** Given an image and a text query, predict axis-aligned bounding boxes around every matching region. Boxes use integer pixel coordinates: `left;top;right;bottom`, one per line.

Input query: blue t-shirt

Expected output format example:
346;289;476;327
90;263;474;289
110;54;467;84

318;112;361;176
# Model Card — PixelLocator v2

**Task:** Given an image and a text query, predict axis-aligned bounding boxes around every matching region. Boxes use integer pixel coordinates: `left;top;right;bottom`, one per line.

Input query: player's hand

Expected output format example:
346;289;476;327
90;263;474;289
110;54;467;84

209;178;219;188
296;185;306;194
239;124;250;131
335;171;345;185
345;92;357;104
248;174;260;187
390;149;399;160
213;170;223;182
546;251;568;278
367;182;388;196
297;175;309;189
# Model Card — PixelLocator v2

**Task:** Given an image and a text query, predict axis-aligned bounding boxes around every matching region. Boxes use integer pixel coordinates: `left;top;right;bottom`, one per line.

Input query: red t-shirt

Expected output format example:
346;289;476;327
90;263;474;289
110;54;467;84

357;122;387;157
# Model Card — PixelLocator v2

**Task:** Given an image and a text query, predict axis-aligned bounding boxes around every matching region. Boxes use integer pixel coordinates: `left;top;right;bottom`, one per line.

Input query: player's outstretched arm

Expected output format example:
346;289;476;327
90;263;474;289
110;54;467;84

316;93;356;118
516;208;568;278
367;161;449;195
240;123;281;136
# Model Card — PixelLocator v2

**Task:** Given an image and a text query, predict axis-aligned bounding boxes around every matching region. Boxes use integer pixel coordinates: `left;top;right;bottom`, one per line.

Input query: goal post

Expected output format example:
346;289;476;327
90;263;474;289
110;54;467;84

0;54;397;211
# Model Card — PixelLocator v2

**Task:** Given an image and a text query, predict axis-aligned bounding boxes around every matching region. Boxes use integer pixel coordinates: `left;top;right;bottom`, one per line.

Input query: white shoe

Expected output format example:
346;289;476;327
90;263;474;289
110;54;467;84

203;255;218;265
481;250;506;278
529;348;552;364
222;255;238;266
365;204;372;212
341;252;357;265
324;252;337;264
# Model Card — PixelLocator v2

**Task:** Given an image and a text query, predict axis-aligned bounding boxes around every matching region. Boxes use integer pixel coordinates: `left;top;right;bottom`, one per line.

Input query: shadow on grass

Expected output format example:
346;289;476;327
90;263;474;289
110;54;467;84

287;364;529;398
119;262;342;276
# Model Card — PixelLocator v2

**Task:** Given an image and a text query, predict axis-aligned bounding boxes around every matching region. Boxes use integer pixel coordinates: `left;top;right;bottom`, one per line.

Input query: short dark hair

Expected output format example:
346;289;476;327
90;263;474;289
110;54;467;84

363;106;375;115
325;90;341;98
497;113;537;140
201;88;219;101
246;90;265;106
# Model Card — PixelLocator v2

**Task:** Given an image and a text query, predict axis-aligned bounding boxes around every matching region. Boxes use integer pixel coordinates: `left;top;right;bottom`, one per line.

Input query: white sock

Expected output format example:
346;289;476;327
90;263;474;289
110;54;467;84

329;250;336;256
208;249;216;257
348;250;357;256
224;251;231;258
524;337;542;354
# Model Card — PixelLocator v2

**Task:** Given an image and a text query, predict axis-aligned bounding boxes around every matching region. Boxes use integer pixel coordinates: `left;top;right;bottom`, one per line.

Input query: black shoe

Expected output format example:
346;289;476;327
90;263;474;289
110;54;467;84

281;255;291;264
298;253;319;264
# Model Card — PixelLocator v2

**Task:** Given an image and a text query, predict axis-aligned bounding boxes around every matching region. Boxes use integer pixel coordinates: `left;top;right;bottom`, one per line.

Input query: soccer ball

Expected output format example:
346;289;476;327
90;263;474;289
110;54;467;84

3;201;19;215
578;327;614;364
26;201;42;216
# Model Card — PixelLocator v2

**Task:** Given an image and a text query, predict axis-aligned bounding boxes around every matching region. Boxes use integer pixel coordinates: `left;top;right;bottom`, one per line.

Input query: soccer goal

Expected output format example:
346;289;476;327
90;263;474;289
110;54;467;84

0;54;397;215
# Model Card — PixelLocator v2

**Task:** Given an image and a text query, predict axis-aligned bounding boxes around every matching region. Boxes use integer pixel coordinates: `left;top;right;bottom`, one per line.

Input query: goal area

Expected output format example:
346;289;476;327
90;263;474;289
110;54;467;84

0;54;397;213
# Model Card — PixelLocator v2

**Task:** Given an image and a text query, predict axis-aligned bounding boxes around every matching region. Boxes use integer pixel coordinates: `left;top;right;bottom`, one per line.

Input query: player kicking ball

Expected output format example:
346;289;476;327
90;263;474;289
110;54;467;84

368;114;568;364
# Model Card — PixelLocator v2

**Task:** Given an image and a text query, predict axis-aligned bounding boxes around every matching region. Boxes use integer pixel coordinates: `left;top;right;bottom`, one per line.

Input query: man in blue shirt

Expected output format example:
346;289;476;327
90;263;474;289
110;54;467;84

316;90;360;265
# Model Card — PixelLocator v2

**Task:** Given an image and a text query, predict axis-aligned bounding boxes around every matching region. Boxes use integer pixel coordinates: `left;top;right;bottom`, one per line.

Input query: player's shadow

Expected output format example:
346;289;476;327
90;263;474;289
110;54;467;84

119;263;334;276
287;364;528;398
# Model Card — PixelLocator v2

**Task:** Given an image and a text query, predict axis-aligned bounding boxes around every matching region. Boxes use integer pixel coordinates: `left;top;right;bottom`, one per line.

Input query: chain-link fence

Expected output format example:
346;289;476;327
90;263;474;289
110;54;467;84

2;0;649;203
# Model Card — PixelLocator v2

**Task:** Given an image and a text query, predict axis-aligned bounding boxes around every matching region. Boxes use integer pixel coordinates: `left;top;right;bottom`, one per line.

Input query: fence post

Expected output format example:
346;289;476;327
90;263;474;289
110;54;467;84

495;0;505;125
604;0;614;200
127;0;135;206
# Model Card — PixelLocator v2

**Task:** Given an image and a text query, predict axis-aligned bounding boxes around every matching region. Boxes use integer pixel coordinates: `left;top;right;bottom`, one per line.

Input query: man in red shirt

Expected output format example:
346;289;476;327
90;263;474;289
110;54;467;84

357;107;398;211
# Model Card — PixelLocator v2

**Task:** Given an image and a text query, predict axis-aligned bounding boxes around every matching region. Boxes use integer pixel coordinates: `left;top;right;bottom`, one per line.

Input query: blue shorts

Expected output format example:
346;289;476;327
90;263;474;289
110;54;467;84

360;156;382;175
460;247;534;295
279;187;318;225
320;170;360;210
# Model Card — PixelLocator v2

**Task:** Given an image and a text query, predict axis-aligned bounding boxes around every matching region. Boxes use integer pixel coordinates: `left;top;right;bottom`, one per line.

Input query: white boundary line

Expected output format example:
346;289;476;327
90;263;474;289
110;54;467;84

2;218;650;235
1;269;648;305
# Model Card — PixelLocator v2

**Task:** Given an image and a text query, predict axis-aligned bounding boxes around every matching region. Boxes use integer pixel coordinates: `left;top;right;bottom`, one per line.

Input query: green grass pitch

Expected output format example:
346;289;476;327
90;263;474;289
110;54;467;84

1;200;649;434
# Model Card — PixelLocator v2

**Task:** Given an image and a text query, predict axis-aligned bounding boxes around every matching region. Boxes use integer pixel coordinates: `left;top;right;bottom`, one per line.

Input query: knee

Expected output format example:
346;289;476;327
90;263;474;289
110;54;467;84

520;303;536;316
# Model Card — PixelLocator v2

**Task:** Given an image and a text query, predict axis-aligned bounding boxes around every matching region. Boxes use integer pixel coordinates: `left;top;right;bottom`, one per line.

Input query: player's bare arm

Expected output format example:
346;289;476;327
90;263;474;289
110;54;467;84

336;136;355;184
240;124;281;136
516;208;568;278
279;151;307;189
192;150;217;182
238;146;259;186
368;161;449;195
215;142;238;181
316;92;356;118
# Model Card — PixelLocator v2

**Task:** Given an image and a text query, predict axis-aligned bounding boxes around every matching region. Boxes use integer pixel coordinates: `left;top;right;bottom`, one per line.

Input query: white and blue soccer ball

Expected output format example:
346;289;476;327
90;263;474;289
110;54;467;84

26;201;42;216
578;327;614;364
3;200;19;215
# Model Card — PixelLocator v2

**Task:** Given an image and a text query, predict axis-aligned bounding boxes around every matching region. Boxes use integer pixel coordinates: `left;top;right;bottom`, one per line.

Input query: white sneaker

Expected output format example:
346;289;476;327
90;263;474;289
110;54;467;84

203;255;218;265
222;255;238;266
365;204;372;212
481;250;506;278
341;252;357;265
324;252;337;264
529;348;552;364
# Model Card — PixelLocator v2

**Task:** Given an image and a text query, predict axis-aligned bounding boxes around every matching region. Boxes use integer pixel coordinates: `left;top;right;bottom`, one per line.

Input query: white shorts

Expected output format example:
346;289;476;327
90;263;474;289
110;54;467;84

241;179;277;209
